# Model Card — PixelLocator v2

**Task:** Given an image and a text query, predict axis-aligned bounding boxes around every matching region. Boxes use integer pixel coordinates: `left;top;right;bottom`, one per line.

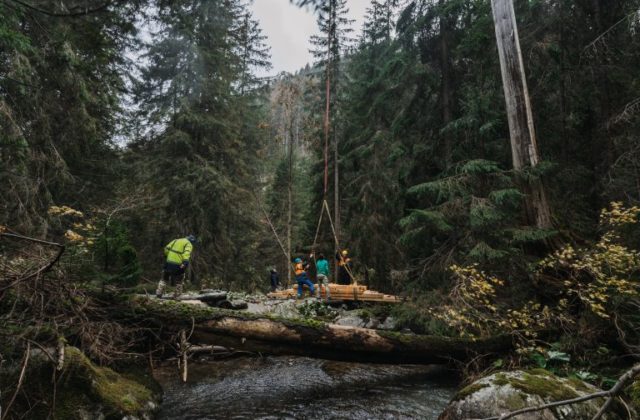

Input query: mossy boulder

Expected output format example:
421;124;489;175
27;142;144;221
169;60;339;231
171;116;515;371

54;347;159;420
629;380;640;411
439;369;628;420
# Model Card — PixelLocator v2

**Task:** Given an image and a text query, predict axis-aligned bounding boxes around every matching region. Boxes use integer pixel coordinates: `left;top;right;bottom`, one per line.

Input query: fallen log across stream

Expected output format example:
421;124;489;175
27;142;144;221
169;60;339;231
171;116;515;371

129;296;513;365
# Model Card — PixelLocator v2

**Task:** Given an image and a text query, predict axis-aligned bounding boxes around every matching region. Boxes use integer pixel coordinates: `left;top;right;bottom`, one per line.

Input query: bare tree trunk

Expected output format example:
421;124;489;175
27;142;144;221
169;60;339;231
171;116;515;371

287;120;293;286
491;0;553;229
334;129;340;239
440;0;453;168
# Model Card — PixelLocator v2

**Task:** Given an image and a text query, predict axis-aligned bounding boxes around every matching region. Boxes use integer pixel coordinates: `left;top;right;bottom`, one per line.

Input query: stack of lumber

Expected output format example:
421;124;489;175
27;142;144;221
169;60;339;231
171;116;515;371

267;283;400;303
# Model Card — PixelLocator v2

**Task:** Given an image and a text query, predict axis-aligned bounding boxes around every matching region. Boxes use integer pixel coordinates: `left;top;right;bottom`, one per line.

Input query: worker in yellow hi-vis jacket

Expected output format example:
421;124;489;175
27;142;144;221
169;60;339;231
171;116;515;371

156;235;196;299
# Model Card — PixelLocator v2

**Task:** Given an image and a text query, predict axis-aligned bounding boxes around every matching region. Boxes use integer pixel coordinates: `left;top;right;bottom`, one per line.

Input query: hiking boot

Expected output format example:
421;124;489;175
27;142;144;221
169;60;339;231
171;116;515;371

155;280;166;298
173;284;183;300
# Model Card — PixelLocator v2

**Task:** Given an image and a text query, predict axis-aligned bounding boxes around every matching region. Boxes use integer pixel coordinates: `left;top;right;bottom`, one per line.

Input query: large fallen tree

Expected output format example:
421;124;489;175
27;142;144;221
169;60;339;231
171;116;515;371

128;296;513;364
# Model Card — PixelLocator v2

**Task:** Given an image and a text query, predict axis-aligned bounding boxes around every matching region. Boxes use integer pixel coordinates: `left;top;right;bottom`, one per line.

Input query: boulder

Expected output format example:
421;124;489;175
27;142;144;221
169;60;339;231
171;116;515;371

229;300;248;310
0;346;160;419
180;299;208;307
174;292;227;304
440;369;627;420
215;299;248;310
378;316;396;330
270;300;301;319
333;312;367;328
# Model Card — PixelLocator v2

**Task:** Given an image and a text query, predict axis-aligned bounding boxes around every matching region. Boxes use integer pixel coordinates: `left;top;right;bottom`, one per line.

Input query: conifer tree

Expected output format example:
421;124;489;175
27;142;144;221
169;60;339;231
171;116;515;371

308;0;353;271
338;0;404;289
0;1;143;232
131;0;270;285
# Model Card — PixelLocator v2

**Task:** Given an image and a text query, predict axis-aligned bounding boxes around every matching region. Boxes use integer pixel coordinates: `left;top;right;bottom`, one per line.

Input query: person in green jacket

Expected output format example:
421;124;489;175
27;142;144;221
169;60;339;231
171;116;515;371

156;235;196;299
314;253;331;301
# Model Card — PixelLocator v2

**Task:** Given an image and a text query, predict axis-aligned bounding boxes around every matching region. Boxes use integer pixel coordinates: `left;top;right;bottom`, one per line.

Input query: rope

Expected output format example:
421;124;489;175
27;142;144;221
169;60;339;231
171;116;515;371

309;201;326;267
252;191;295;272
323;21;331;196
322;200;356;283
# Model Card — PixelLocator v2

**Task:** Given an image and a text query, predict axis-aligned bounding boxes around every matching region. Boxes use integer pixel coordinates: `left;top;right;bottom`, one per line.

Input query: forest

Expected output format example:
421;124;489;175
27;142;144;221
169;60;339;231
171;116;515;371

2;0;640;419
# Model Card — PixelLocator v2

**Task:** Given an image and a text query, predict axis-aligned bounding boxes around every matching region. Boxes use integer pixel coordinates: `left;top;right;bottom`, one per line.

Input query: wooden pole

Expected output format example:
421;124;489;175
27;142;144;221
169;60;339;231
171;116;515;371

490;0;553;229
287;100;294;286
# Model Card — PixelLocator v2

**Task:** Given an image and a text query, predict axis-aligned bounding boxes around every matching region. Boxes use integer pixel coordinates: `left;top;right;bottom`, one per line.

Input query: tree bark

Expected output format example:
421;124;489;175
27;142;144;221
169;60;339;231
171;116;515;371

440;0;454;168
287;115;293;286
490;0;553;229
131;297;513;365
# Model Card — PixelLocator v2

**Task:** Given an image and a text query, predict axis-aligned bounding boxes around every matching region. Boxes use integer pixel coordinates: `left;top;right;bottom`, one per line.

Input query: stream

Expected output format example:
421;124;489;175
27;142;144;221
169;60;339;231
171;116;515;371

154;356;458;419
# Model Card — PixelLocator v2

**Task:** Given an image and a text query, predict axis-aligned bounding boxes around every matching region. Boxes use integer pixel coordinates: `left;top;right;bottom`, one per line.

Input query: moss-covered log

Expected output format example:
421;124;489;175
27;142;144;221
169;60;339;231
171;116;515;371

129;296;512;364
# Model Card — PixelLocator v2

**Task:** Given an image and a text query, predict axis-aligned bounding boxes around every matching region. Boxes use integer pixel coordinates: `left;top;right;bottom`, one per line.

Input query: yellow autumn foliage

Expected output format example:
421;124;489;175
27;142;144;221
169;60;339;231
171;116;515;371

538;202;640;319
428;264;554;339
431;202;639;339
48;205;84;218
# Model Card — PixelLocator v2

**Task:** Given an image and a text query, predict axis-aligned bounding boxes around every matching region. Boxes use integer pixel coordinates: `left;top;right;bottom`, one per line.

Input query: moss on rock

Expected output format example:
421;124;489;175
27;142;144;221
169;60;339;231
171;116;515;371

502;391;528;410
442;369;631;420
629;380;640;411
56;347;158;419
454;382;489;400
492;372;509;386
508;371;579;401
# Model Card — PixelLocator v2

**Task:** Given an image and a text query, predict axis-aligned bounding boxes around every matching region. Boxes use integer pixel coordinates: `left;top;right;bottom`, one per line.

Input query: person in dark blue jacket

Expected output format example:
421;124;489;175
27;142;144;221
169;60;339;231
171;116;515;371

269;268;280;292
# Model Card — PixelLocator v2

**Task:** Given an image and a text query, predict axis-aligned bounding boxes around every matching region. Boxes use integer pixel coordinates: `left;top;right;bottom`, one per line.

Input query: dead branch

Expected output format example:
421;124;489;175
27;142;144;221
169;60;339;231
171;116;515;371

1;343;31;420
179;329;188;383
476;363;640;420
592;364;640;420
0;232;65;290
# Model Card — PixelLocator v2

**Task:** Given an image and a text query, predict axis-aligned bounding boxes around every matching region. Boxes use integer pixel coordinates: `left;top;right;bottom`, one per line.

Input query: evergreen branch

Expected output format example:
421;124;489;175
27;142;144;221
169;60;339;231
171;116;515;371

4;0;118;17
583;11;638;52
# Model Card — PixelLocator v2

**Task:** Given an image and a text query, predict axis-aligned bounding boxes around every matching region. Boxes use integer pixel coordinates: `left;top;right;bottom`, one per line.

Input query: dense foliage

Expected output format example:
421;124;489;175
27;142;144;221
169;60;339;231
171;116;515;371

2;0;640;355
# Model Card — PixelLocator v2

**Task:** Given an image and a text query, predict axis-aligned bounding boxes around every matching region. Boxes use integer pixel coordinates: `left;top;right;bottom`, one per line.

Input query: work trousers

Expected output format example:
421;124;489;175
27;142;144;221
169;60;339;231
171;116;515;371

270;276;279;292
296;275;315;298
316;274;330;300
338;266;350;285
156;263;185;298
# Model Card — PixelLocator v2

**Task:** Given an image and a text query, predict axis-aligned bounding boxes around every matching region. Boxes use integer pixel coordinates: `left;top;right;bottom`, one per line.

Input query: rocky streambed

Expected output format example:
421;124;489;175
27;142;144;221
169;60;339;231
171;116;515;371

153;356;458;420
166;290;400;330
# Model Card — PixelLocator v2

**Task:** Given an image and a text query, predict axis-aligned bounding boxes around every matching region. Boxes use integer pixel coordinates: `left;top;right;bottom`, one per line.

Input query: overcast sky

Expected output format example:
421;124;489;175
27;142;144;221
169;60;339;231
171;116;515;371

249;0;371;77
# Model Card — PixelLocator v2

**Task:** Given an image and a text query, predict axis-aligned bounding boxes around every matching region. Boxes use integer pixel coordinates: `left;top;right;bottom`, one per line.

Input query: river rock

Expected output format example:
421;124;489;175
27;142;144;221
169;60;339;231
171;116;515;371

229;299;248;310
174;291;227;304
216;299;248;310
364;318;380;329
180;299;208;307
378;316;396;330
270;300;300;318
334;312;367;328
439;369;627;420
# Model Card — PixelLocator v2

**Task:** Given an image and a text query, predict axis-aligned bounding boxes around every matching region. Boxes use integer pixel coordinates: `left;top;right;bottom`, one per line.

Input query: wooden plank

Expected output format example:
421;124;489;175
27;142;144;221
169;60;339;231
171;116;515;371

267;284;401;303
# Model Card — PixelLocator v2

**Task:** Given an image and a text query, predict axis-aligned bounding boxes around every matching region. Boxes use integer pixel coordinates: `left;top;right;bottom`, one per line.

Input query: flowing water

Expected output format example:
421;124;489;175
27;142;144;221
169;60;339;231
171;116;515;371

154;356;458;419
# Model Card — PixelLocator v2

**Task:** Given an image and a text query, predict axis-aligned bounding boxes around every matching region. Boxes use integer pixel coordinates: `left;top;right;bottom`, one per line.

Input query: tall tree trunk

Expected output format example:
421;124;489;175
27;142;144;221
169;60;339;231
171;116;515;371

440;0;453;168
490;0;553;229
334;129;340;240
287;120;293;286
